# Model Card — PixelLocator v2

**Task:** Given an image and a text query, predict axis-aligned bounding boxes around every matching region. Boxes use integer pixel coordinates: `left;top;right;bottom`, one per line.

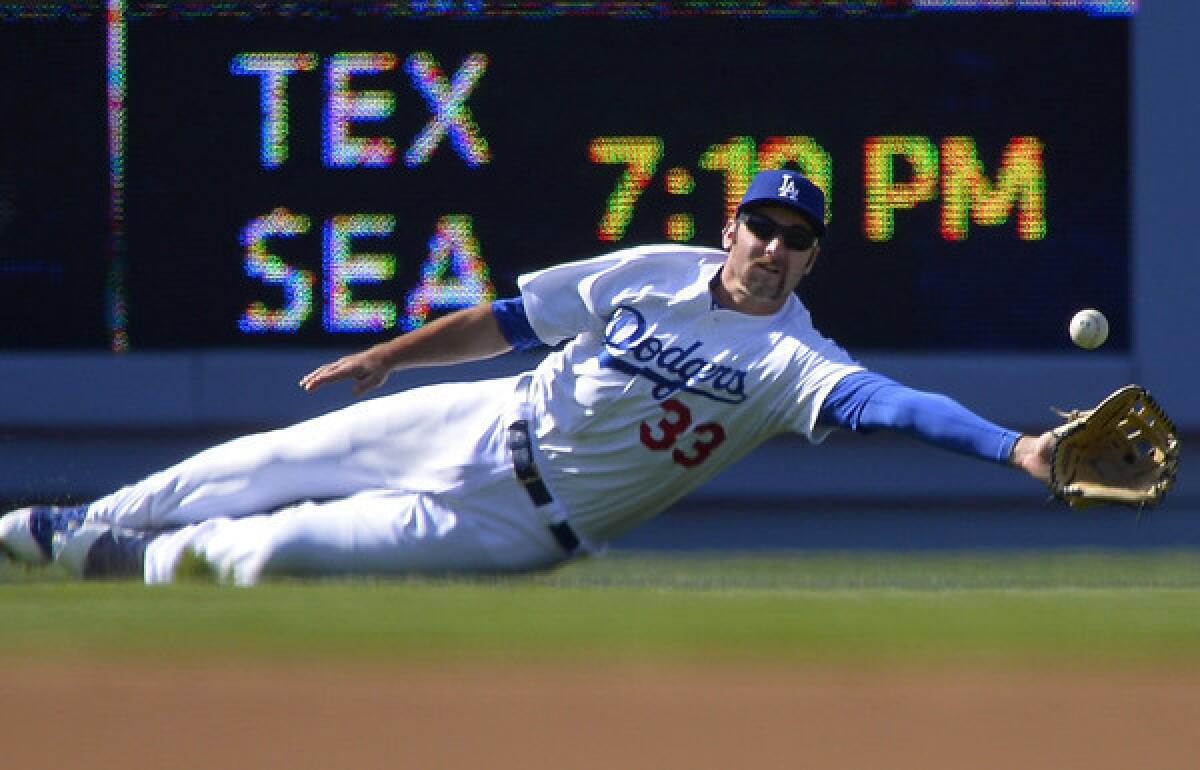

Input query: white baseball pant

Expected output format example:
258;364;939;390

83;376;572;584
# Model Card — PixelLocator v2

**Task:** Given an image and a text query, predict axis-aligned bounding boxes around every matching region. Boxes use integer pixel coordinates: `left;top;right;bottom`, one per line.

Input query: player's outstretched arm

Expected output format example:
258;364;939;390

820;372;1060;492
1008;430;1056;485
299;303;512;396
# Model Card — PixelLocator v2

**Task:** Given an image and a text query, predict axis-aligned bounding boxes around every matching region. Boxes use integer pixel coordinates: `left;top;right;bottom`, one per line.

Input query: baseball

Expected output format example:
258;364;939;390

1069;308;1108;350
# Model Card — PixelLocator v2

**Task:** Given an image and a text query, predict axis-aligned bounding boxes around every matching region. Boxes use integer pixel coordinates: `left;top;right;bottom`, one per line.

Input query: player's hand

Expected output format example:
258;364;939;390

1009;430;1057;485
299;350;391;396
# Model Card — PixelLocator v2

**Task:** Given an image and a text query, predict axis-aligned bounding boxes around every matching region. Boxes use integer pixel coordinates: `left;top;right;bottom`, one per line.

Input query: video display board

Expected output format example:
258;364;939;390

0;3;1130;351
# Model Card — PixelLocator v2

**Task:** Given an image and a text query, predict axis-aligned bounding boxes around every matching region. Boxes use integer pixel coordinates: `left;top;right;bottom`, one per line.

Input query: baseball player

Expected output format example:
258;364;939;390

0;169;1058;584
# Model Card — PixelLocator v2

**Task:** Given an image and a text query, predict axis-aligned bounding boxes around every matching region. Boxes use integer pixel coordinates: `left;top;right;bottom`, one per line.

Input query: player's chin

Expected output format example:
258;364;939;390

746;270;788;300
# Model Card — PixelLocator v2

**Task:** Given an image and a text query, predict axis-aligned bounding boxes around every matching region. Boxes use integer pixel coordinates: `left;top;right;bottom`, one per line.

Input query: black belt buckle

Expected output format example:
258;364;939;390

509;419;553;507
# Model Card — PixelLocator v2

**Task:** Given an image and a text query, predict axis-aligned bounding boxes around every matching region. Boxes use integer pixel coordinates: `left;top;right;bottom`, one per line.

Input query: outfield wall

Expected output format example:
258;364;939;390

0;3;1196;527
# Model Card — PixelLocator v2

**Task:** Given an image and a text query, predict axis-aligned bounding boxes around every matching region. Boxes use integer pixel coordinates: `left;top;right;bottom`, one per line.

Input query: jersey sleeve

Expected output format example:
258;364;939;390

777;317;865;443
791;353;864;443
515;252;625;345
491;297;544;351
516;247;697;345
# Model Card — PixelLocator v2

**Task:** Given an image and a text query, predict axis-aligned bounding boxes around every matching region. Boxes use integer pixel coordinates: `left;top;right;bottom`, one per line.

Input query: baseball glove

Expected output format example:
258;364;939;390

1049;385;1180;510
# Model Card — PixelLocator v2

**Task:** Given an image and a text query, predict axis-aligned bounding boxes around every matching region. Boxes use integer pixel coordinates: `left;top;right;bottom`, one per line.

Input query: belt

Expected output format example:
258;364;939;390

507;414;581;555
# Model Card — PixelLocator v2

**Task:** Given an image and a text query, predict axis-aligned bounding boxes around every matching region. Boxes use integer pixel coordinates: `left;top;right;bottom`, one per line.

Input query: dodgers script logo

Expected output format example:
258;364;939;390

601;305;748;404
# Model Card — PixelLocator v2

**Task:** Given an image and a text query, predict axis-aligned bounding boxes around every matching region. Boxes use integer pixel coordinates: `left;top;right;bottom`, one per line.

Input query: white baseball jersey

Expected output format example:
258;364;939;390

519;243;863;542
69;243;861;583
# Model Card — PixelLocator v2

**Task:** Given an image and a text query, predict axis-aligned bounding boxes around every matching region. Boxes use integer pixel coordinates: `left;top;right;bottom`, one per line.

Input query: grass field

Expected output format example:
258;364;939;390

4;548;1200;668
5;549;1200;770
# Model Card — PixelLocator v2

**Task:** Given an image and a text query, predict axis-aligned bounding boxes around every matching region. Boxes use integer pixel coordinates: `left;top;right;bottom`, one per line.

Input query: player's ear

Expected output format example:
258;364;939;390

721;218;737;250
802;242;821;275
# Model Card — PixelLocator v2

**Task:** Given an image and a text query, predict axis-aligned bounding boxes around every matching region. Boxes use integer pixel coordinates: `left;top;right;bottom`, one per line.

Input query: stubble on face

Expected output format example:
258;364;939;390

719;206;818;314
742;258;788;302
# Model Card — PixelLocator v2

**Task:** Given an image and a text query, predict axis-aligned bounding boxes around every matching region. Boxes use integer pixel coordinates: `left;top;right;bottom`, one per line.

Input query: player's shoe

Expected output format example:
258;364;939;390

0;504;90;565
55;524;150;580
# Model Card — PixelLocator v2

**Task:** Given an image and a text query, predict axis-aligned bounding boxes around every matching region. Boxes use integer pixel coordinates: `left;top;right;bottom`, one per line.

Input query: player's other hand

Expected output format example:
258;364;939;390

299;351;391;396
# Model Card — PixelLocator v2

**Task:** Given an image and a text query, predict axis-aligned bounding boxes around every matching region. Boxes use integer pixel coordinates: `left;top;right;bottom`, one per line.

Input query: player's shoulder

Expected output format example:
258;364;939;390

585;243;724;292
775;298;859;365
606;242;726;269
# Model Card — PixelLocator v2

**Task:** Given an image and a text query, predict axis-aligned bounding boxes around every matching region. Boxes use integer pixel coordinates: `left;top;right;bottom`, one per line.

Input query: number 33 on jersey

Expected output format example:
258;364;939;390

640;397;727;468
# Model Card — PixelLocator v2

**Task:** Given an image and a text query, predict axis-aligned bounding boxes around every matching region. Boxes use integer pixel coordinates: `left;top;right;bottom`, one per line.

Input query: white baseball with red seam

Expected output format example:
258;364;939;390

1069;308;1108;350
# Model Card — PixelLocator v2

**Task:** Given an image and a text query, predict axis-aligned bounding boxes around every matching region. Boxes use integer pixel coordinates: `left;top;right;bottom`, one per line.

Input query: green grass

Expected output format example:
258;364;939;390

3;549;1200;668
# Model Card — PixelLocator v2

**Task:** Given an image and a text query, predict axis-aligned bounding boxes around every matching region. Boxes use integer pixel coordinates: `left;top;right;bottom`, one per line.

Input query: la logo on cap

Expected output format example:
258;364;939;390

777;174;799;201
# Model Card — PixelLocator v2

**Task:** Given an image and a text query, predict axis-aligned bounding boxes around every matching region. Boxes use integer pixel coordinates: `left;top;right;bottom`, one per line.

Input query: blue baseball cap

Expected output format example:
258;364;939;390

736;169;826;236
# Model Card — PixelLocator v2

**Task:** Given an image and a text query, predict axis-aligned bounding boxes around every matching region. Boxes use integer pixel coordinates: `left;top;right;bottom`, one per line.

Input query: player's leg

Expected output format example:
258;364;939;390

1;377;519;566
59;485;569;584
2;411;396;565
79;377;519;532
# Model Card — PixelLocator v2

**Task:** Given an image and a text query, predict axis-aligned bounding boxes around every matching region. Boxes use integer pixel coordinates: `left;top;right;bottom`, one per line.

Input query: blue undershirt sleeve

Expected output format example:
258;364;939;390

818;370;1020;464
491;297;546;351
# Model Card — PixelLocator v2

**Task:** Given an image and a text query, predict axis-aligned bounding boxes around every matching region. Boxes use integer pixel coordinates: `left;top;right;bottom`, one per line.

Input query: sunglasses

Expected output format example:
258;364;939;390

739;211;817;251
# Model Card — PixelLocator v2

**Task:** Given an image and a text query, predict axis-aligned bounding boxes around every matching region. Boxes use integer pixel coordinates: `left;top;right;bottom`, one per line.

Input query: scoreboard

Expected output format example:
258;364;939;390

0;3;1130;351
